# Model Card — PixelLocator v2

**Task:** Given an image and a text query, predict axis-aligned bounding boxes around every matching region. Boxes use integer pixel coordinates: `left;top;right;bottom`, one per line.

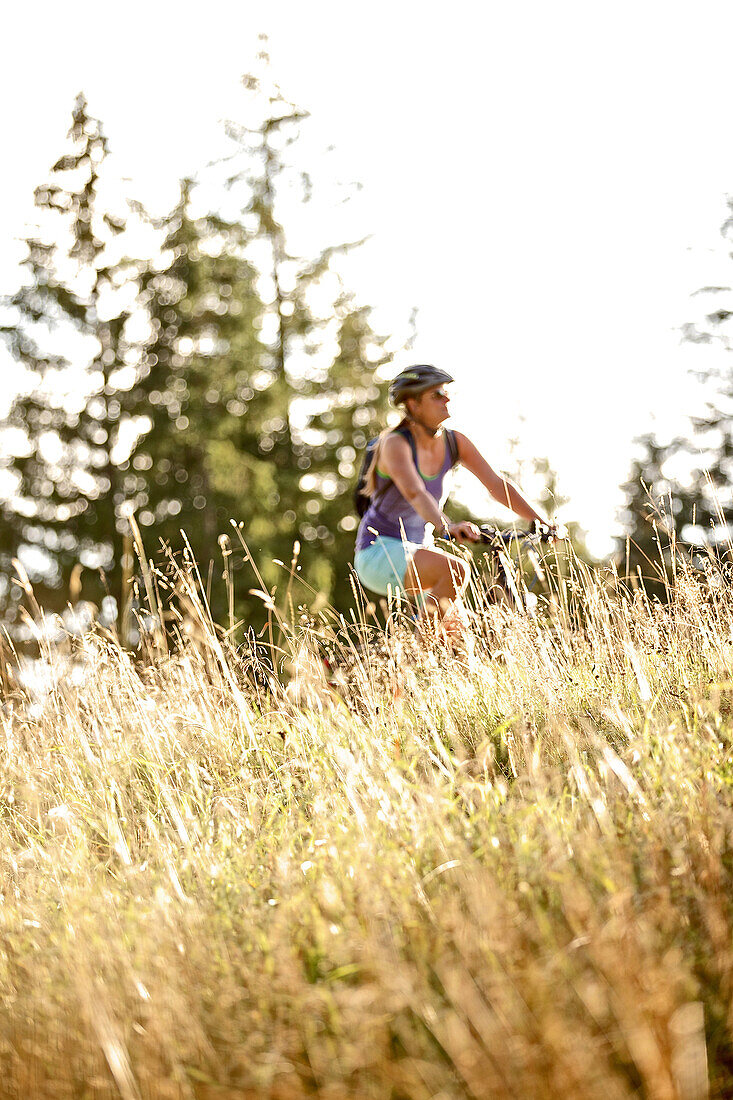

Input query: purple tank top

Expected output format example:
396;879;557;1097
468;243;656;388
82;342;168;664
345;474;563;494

355;433;454;551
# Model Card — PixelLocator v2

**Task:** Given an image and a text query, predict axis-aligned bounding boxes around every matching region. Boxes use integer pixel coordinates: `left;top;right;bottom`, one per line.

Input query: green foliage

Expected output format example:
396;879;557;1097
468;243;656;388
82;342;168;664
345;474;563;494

0;95;138;618
1;70;393;634
128;181;272;620
199;63;391;619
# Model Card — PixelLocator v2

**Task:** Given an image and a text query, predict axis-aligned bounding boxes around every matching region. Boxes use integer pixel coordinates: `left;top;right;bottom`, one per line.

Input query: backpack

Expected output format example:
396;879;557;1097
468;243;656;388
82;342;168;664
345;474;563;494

354;426;459;517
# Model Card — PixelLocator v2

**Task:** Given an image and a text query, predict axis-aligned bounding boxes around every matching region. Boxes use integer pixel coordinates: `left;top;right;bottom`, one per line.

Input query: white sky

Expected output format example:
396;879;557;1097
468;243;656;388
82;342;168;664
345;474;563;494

3;0;733;555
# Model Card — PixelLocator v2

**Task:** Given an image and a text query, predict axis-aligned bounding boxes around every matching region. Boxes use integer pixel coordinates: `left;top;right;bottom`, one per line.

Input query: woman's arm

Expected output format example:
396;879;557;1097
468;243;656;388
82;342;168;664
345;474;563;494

379;434;453;536
454;432;546;524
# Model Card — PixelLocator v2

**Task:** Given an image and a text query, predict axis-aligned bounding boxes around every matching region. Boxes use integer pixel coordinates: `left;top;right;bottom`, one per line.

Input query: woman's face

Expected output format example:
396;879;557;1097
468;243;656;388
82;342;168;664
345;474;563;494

412;385;451;427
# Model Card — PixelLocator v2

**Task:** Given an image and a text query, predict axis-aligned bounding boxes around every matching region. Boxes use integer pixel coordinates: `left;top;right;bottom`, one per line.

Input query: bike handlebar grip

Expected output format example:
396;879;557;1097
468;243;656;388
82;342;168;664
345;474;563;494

478;524;498;544
531;520;556;542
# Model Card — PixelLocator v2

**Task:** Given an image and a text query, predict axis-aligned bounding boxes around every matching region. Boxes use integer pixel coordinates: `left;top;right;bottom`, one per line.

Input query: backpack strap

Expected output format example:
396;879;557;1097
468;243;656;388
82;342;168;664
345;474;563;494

395;425;419;466
445;428;459;468
397;426;458;468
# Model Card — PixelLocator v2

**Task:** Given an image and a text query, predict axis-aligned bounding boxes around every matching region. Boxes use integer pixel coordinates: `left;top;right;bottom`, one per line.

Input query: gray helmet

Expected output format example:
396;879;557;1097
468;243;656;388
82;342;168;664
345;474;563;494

389;365;454;405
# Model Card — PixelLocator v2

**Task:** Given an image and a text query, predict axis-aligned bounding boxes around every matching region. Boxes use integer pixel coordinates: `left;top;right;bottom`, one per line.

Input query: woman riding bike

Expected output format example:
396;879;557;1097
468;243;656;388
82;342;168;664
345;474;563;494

354;365;554;638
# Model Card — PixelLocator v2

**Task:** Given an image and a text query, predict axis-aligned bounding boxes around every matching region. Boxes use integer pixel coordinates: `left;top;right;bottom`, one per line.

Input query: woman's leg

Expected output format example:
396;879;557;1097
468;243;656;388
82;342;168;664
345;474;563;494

403;547;470;639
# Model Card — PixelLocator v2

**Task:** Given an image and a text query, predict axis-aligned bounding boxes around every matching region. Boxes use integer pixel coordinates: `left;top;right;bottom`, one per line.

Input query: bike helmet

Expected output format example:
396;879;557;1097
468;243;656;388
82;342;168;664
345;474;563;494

388;365;454;405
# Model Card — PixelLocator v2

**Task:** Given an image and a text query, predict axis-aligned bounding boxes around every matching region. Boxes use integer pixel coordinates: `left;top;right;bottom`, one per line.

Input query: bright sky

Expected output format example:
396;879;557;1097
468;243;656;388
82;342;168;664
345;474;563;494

3;1;733;555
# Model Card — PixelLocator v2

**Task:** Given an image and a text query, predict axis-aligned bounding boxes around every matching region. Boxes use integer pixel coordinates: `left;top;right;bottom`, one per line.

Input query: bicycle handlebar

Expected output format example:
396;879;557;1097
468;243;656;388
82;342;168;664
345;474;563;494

443;521;559;546
477;521;557;547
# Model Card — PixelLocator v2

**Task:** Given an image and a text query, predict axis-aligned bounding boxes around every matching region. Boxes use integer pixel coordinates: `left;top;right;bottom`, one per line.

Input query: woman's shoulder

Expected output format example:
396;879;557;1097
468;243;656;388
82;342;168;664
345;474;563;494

382;429;413;453
378;430;414;474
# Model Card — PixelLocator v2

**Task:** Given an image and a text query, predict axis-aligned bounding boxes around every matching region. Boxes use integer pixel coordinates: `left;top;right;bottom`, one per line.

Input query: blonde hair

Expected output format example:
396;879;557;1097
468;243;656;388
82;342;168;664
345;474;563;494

361;416;411;501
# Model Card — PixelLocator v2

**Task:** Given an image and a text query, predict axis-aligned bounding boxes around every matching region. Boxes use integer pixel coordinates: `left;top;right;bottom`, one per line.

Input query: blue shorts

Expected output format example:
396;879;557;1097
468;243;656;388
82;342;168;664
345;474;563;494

354;536;424;597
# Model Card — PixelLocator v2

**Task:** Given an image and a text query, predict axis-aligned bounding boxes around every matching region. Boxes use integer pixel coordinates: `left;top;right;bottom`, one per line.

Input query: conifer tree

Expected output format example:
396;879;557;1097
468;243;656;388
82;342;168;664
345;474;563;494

676;200;733;538
616;198;733;595
0;94;138;617
216;56;391;613
127;180;270;613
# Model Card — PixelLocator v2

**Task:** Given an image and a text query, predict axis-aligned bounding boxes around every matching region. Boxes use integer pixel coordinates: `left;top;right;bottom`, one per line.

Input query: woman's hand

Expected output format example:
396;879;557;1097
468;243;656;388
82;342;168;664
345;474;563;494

447;521;481;543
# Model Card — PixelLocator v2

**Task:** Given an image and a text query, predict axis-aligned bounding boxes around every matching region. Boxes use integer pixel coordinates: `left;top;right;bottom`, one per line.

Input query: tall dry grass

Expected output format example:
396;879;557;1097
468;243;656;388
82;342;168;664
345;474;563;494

0;543;731;1098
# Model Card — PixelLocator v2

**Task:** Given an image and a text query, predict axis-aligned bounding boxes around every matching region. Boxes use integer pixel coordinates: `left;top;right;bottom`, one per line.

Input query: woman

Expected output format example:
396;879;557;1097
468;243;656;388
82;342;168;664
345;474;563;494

354;365;552;633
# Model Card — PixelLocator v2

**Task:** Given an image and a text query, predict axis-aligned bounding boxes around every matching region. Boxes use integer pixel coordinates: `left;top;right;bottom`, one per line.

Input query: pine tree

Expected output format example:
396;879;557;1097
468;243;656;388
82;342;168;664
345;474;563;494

215;56;392;616
127;179;271;621
615;197;733;595
677;198;733;538
0;94;138;619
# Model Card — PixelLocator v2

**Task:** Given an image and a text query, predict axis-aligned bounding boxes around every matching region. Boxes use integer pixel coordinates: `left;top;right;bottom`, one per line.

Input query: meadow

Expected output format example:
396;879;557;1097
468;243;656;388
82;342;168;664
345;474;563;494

0;543;731;1099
